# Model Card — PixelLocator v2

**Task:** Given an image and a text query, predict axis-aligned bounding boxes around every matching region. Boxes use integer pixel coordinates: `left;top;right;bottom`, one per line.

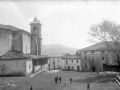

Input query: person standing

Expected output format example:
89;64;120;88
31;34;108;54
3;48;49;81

55;75;58;84
64;79;67;86
30;86;33;90
56;75;59;83
55;76;57;84
59;76;62;83
70;77;72;84
87;83;90;90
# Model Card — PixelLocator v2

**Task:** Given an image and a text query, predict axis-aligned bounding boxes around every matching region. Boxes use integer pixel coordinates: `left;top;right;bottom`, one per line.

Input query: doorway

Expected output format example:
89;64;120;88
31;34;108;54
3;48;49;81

77;66;80;71
68;66;70;71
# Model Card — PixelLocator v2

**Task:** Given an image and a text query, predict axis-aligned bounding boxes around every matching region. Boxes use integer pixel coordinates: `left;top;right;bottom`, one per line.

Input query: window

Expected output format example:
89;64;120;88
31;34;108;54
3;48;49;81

102;57;104;60
65;66;66;68
54;65;55;69
58;60;59;62
85;56;86;60
53;60;55;64
72;66;74;70
33;27;37;33
72;60;73;63
77;60;78;63
34;60;37;66
66;60;68;65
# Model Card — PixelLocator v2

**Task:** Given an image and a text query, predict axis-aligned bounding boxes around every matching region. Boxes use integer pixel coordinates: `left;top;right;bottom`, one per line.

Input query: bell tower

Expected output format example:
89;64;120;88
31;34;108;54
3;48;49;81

30;16;42;55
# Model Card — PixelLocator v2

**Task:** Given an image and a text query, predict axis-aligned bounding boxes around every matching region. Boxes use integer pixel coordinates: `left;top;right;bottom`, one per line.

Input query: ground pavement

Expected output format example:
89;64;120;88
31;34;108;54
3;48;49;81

0;70;120;90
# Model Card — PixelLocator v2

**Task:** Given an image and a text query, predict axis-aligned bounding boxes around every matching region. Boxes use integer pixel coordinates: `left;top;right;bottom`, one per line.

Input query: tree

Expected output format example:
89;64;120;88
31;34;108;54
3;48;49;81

88;20;120;65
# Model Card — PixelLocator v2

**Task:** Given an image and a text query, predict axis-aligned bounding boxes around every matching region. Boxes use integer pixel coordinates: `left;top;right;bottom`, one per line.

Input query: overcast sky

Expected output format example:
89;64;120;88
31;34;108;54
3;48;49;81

0;1;120;49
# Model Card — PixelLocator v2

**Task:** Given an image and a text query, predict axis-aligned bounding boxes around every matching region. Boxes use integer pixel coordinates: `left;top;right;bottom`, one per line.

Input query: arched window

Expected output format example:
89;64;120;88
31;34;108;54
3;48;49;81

33;27;37;33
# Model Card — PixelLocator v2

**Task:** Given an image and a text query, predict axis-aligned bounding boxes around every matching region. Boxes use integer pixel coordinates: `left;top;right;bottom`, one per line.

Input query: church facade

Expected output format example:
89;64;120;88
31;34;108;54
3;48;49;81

0;17;48;76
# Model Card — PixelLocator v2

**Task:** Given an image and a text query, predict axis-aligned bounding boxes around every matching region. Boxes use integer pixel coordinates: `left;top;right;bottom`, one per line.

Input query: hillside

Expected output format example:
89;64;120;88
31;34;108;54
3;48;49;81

41;44;78;55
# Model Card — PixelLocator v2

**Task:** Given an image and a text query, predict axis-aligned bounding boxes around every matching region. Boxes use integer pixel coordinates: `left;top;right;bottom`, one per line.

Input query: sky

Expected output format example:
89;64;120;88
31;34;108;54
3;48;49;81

0;0;120;49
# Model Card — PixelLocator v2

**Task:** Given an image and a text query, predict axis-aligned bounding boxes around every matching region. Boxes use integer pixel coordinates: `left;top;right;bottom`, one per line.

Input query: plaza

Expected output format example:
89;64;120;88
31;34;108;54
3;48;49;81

0;70;119;90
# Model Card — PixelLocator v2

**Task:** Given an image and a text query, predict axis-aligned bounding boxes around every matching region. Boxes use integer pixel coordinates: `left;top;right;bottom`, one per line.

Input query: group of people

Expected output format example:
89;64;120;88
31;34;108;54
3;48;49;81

55;75;62;84
54;75;73;86
30;76;73;90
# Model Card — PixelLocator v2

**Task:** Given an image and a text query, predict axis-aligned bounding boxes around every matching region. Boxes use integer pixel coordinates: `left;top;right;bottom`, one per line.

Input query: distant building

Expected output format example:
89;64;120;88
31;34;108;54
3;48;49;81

61;54;81;71
48;53;65;70
0;16;48;76
48;53;81;71
76;42;118;72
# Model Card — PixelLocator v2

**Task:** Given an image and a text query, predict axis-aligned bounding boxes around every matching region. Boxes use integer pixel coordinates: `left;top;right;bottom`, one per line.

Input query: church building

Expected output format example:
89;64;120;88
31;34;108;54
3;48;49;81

0;16;48;76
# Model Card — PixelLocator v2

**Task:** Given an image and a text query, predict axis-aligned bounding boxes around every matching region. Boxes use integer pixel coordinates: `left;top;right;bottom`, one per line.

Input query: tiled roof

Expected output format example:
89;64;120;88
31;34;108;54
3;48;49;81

0;24;31;36
17;30;31;36
0;51;48;60
0;51;30;60
48;53;71;58
25;54;48;59
61;55;80;59
79;41;116;51
0;24;19;31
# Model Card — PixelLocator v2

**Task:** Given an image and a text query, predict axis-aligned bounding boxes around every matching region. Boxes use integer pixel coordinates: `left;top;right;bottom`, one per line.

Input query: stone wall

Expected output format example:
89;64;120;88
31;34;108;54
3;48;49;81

0;29;12;55
80;50;117;72
12;31;22;52
22;33;31;54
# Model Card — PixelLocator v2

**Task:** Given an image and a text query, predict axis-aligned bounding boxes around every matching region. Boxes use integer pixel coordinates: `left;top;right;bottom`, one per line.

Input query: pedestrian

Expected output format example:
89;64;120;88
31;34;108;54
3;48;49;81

87;83;90;90
59;76;62;83
70;77;72;84
56;75;59;83
30;86;33;90
55;76;57;84
64;79;67;86
55;75;58;84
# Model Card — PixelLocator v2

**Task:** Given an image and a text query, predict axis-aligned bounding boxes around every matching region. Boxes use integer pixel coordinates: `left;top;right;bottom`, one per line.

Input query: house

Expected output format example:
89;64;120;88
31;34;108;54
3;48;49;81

48;53;81;71
61;54;81;71
0;16;48;76
0;51;33;76
76;42;118;72
48;53;65;70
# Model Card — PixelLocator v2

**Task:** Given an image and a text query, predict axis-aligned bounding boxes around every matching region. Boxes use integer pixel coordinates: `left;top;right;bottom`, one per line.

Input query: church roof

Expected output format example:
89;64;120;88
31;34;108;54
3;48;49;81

31;16;42;26
0;50;48;60
0;24;19;31
78;41;116;52
0;24;31;36
32;16;40;23
25;54;48;59
0;50;30;60
61;54;80;59
16;29;31;36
